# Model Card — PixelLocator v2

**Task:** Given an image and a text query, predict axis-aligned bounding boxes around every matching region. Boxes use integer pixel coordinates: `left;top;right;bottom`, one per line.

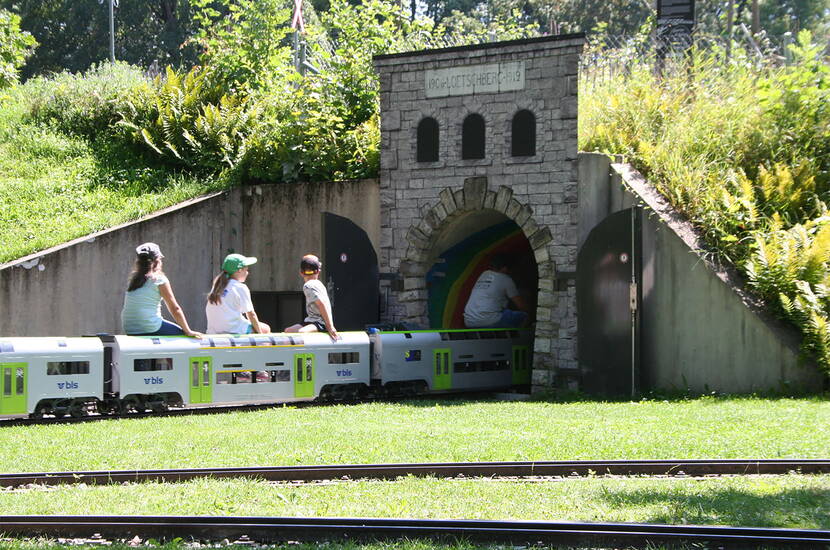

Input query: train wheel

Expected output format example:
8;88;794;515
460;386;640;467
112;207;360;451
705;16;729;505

29;404;46;420
151;402;168;413
329;385;347;401
121;397;146;414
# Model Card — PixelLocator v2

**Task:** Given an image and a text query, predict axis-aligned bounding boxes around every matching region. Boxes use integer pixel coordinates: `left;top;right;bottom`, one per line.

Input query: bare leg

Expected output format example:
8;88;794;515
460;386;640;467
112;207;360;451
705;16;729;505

285;324;303;333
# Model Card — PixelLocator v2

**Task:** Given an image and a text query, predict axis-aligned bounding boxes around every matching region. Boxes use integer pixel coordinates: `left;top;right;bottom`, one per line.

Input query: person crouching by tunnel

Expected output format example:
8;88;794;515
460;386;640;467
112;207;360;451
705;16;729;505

121;242;203;338
205;253;271;334
463;254;529;329
285;254;339;340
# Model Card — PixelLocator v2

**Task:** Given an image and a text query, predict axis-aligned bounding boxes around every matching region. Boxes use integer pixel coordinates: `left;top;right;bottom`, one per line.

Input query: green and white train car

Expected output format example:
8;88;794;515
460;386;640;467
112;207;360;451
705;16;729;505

370;328;532;394
0;328;532;419
109;332;371;411
0;337;105;418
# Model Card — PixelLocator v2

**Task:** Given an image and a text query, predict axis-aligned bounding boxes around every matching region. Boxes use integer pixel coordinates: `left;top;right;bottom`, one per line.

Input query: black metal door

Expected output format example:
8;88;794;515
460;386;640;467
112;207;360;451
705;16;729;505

323;212;379;331
577;208;641;397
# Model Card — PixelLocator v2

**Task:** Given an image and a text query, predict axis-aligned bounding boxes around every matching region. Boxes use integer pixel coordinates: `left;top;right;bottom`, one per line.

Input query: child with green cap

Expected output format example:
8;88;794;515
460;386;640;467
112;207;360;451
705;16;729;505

205;253;271;334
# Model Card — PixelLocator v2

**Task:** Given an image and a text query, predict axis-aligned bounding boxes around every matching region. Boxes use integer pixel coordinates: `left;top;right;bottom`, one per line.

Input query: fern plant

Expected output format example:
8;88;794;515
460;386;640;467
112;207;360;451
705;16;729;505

116;66;252;174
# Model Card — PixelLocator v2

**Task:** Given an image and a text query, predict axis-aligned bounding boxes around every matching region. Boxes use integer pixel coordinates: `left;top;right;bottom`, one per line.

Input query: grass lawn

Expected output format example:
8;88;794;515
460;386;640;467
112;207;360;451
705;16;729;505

0;542;752;550
1;475;828;529
1;396;828;473
0;397;827;548
0;90;222;264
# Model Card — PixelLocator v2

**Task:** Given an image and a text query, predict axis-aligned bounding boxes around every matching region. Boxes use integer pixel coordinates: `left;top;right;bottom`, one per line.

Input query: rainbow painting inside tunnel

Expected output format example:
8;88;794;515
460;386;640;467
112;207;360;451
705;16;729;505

426;220;538;329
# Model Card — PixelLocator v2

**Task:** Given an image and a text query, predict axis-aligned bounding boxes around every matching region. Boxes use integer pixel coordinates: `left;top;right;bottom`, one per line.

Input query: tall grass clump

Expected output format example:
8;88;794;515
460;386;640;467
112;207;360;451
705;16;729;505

24;62;152;140
580;31;830;376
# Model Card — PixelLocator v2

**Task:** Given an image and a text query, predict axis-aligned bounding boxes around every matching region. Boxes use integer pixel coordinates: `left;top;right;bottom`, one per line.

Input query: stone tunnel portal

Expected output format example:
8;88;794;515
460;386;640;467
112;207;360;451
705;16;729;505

425;210;538;329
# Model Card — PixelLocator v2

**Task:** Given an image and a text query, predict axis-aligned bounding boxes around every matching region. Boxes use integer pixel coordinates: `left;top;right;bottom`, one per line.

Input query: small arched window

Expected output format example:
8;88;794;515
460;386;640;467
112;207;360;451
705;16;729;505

416;117;439;163
511;109;536;157
462;113;485;160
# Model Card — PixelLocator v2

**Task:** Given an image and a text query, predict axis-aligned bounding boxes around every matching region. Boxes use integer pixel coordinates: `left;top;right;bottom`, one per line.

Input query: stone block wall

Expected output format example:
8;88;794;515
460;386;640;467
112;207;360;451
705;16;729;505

374;35;584;391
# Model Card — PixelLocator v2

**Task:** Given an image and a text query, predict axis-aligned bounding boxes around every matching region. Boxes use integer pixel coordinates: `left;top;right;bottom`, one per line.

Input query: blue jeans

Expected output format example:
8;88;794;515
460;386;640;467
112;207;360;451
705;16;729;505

134;320;184;336
490;310;528;329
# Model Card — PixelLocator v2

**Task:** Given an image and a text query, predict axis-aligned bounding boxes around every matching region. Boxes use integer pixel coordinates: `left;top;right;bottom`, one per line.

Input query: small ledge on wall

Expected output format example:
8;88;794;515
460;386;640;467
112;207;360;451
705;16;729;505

504;155;543;165
413;160;447;170
458;158;493;167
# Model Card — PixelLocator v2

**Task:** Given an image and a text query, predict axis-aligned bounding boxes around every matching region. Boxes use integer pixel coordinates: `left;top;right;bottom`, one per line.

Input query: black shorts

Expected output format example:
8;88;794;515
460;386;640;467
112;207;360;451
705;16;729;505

306;321;327;332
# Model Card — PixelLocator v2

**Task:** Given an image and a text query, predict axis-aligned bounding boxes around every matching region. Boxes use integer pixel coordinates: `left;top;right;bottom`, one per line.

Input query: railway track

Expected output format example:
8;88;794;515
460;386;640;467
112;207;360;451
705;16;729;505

3;459;828;487
0;401;323;427
0;515;827;548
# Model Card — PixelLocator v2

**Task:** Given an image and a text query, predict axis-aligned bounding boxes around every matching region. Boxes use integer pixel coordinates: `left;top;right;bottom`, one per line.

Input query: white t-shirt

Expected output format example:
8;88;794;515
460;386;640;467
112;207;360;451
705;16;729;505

121;274;168;334
303;279;332;326
463;270;519;328
206;278;254;334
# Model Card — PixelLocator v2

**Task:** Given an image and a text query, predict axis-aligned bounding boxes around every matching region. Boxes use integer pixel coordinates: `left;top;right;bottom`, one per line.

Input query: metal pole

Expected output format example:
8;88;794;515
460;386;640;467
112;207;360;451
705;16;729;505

726;0;734;61
109;0;115;62
630;207;636;399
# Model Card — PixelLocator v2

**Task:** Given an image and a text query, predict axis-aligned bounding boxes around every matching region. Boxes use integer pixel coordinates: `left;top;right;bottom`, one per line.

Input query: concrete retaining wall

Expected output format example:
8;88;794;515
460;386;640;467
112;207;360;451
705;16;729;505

0;181;379;337
578;153;824;392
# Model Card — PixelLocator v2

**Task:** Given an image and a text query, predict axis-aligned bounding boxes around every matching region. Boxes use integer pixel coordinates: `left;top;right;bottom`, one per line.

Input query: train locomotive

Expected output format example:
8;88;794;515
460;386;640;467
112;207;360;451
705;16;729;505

0;328;533;419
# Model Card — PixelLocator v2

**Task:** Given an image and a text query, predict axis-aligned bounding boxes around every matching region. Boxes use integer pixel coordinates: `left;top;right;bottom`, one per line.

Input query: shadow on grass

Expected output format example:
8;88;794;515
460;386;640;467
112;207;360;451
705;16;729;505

84;135;226;197
529;388;830;405
376;391;830;409
596;485;830;529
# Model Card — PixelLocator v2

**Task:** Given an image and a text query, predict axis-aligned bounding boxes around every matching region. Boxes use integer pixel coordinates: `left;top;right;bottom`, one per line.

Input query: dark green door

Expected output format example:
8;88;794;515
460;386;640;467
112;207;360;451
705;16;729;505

511;346;530;385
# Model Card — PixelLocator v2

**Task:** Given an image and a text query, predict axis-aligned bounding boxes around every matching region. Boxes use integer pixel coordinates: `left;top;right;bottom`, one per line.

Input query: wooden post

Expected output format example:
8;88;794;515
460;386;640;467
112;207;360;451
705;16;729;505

751;0;760;36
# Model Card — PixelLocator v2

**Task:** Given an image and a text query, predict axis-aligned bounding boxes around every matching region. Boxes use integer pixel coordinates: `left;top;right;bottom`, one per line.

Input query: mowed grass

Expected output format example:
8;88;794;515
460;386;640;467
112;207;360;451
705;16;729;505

1;475;828;529
1;396;828;473
0;542;747;550
0;90;222;264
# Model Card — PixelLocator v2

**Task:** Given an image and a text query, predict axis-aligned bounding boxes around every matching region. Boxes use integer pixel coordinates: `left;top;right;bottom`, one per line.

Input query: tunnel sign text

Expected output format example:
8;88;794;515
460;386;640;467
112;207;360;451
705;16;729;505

425;62;525;98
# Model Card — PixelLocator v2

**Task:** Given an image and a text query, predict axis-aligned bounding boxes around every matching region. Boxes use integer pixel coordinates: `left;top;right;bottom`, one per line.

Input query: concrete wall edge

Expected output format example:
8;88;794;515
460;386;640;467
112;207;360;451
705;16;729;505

0;190;228;271
610;161;807;361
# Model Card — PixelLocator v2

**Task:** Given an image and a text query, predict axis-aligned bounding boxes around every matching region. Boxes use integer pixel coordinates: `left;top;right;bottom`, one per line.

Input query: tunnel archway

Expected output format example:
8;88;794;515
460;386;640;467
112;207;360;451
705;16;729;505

425;212;538;329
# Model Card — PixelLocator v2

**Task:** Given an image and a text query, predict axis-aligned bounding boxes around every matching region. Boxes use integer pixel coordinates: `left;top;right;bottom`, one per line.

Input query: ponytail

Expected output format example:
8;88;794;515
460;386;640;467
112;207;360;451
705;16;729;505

208;271;231;305
127;255;159;292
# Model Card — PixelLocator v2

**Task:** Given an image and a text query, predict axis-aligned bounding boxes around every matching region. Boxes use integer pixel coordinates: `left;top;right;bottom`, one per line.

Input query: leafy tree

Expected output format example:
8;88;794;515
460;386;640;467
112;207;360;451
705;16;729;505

695;0;830;41
423;0;652;37
0;8;36;87
0;0;197;79
190;0;296;92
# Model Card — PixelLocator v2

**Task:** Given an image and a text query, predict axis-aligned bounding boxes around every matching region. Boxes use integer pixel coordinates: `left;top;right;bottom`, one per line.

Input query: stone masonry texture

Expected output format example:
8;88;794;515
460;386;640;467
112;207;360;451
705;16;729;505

374;35;584;392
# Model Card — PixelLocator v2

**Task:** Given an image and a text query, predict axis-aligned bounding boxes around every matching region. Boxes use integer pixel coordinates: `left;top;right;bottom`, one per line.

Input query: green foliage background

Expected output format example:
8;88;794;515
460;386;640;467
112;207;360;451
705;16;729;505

0;9;35;88
580;31;830;376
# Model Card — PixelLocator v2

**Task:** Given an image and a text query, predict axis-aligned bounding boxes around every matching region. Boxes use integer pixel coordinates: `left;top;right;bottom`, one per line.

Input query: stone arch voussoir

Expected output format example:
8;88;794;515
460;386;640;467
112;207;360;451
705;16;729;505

400;176;558;336
404;176;554;278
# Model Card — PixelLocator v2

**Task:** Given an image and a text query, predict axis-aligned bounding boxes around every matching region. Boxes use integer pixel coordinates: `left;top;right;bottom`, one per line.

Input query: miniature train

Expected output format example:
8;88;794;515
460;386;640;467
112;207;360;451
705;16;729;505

0;328;533;419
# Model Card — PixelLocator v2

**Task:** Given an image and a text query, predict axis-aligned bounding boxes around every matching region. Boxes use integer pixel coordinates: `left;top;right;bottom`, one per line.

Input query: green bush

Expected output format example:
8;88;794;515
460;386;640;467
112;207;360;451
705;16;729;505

0;9;36;89
24;62;150;140
115;65;252;174
581;32;830;376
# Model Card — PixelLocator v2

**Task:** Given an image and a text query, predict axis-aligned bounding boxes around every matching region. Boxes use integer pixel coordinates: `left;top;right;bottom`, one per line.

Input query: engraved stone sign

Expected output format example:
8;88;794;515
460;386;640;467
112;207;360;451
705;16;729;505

425;62;525;98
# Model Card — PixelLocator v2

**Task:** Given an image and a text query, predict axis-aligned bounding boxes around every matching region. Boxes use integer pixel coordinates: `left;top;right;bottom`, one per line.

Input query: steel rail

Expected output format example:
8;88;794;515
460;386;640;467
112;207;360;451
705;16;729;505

2;459;828;487
0;515;827;548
